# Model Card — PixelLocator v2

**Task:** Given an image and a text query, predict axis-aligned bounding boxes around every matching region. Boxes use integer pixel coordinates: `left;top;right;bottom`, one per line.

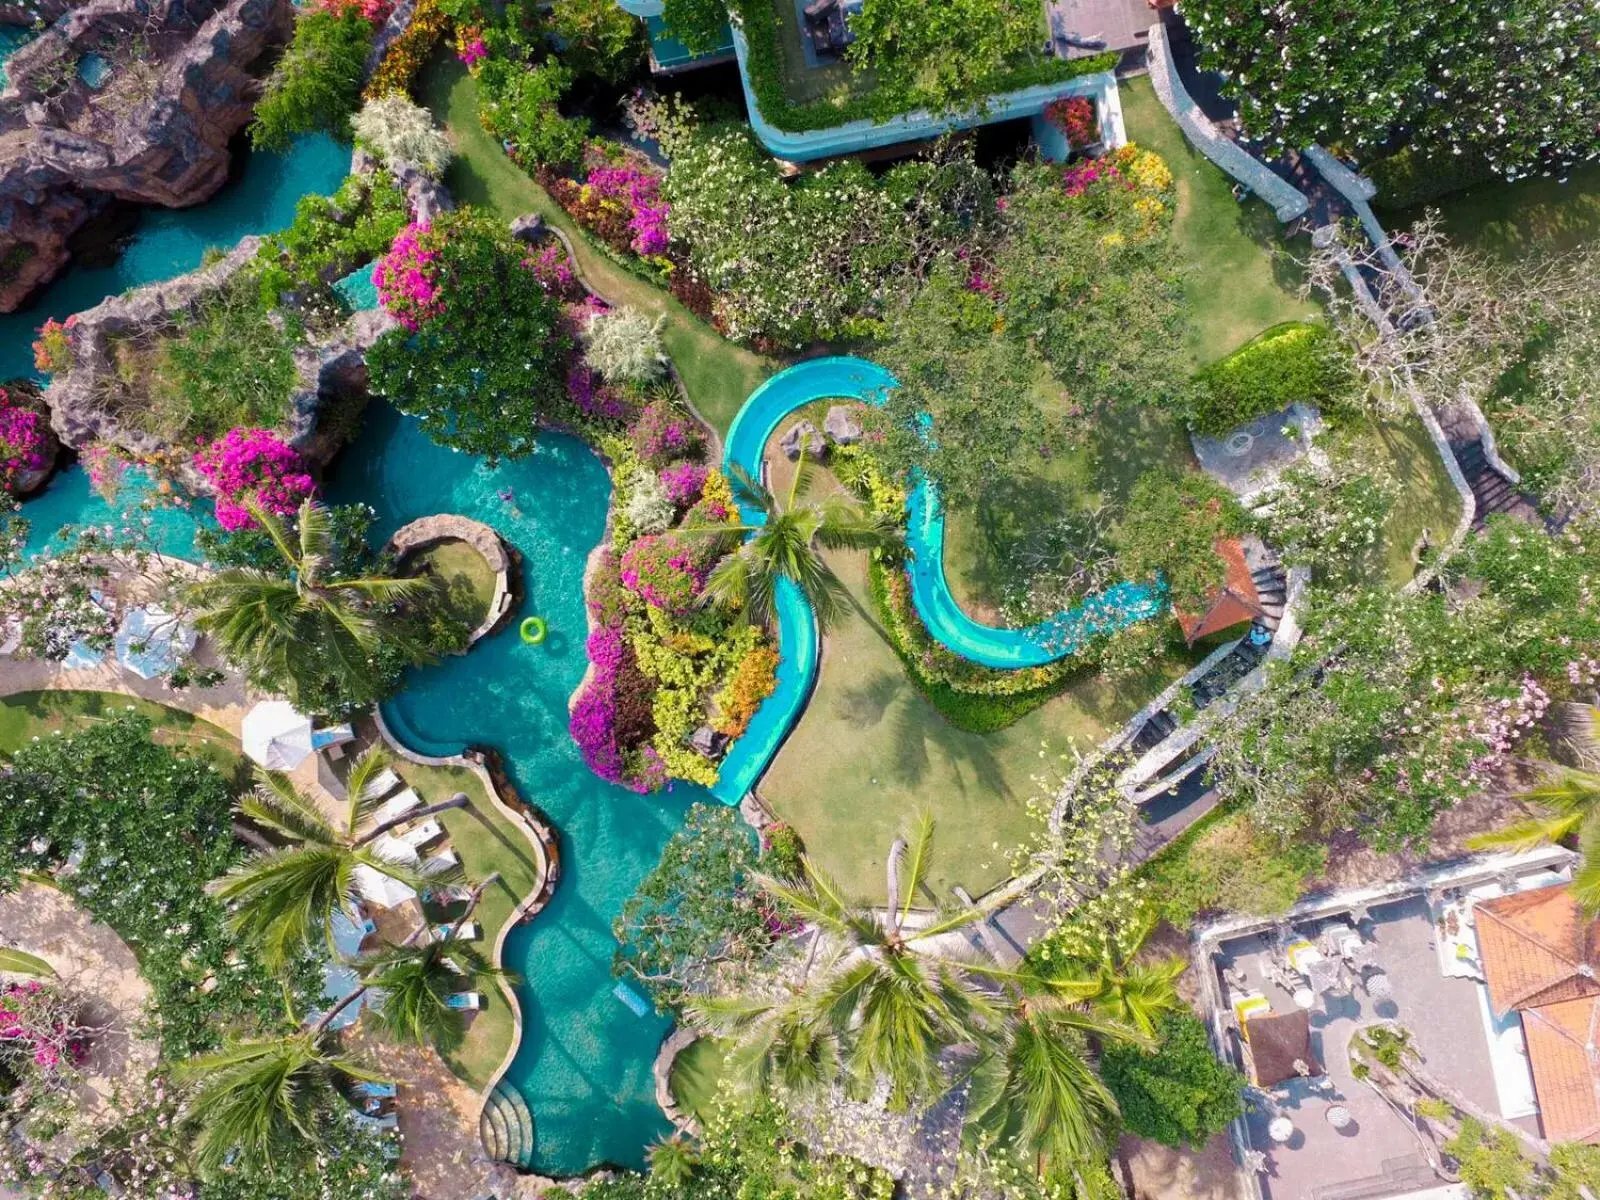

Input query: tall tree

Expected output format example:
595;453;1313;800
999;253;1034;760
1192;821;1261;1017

1471;771;1600;912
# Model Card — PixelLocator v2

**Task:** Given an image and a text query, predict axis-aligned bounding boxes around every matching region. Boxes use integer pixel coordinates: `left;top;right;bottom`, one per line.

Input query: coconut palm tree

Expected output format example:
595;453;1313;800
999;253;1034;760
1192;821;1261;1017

361;939;513;1048
1040;907;1186;1038
187;499;434;713
1471;769;1600;911
690;461;901;630
647;1133;699;1192
216;751;467;970
181;876;501;1176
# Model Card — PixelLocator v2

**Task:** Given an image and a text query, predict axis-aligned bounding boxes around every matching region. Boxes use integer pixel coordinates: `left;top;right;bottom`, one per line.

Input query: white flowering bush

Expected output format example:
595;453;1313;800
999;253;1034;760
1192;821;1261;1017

624;468;676;535
584;305;666;383
351;94;454;178
1263;458;1399;584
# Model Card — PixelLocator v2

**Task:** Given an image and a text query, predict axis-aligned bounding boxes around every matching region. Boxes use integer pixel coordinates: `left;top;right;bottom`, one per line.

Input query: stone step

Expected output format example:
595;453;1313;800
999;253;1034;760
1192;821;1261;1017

479;1096;510;1162
499;1083;536;1168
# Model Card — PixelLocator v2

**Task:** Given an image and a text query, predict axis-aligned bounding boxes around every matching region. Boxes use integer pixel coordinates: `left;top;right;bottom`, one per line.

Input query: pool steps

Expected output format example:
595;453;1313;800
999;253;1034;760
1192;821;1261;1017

481;1081;536;1168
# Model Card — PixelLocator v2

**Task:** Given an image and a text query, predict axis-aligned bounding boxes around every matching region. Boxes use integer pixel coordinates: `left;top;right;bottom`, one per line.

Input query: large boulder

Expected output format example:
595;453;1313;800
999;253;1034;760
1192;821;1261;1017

0;0;295;311
779;419;825;461
823;404;862;445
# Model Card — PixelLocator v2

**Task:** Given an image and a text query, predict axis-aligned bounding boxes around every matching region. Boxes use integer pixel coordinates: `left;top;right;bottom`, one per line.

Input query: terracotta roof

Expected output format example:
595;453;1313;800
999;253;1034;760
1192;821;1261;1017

1520;997;1600;1143
1174;539;1265;645
1243;1010;1321;1086
1475;884;1600;1015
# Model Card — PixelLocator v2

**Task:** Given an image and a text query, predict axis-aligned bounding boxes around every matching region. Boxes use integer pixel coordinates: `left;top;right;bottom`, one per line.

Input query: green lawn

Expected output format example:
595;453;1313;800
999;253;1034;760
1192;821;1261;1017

1120;75;1319;366
0;689;535;1091
1394;163;1600;260
1340;414;1464;588
669;1036;733;1124
420;54;771;436
0;691;247;787
411;538;497;628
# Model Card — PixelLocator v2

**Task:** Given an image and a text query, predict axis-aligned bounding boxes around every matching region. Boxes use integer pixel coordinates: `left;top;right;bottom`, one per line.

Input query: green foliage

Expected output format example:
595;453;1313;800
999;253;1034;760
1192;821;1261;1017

1179;0;1600;179
1188;323;1353;437
251;9;374;152
1099;1013;1245;1149
661;0;728;54
760;822;806;880
549;0;646;80
728;0;1116;132
1137;809;1326;927
612;804;771;1012
1263;459;1399;585
1367;145;1496;209
1549;1142;1600;1200
846;0;1040;113
1445;1117;1534;1200
1114;470;1246;615
255;171;411;299
0;715;314;1057
477;58;589;170
366;208;572;461
583;305;666;384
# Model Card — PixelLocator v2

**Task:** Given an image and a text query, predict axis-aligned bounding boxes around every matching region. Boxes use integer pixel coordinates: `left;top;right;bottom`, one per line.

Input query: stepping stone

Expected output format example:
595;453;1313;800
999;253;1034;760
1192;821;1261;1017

823;404;862;444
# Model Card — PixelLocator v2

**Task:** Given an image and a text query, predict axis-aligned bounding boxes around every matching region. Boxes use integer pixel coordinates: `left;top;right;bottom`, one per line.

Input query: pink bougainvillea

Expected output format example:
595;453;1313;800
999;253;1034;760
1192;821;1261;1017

527;243;577;297
569;625;663;793
0;388;51;490
1045;96;1098;148
630;400;702;468
0;981;89;1075
374;222;444;331
581;164;671;257
193;428;316;532
567;364;631;422
620;534;705;614
1062;158;1120;197
658;461;706;506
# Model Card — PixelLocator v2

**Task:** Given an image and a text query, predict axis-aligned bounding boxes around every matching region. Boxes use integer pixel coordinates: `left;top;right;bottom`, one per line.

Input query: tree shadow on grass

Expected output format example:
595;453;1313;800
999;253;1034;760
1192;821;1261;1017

833;670;901;729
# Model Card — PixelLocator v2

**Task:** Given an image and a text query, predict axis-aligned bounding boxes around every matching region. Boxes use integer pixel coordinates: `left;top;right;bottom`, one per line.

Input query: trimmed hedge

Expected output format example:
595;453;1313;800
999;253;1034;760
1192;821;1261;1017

1367;144;1496;211
730;0;1118;134
1188;321;1349;437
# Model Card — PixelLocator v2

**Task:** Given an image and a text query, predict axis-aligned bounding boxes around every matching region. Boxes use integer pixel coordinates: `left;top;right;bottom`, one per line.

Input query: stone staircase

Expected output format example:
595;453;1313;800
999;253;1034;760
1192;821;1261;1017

1451;436;1542;530
480;1081;535;1169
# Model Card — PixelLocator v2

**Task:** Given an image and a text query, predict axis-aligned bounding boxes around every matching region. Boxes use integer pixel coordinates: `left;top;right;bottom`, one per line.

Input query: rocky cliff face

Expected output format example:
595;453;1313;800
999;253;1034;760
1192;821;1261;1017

0;0;292;311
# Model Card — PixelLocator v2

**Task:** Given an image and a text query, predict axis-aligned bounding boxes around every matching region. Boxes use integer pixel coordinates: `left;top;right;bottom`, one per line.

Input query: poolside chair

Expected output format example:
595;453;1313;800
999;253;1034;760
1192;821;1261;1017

434;922;480;942
312;724;357;760
369;834;420;866
363;767;404;802
397;818;444;849
446;992;482;1010
373;788;423;826
420;848;460;877
351;1111;399;1133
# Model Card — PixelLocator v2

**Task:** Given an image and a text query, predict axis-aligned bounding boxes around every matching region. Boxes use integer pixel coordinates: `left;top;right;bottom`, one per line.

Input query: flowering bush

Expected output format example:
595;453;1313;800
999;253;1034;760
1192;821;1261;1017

624;469;676;535
531;242;579;296
583;304;665;383
658;461;707;506
1045;96;1098;148
630;399;702;467
567;363;630;421
81;442;127;502
363;0;446;99
0;980;92;1079
1062;157;1120;197
570;626;661;791
350;94;453;178
455;24;488;65
31;315;74;374
193;428;317;532
373;221;443;331
314;0;390;18
0;387;52;491
620;534;704;614
713;644;780;737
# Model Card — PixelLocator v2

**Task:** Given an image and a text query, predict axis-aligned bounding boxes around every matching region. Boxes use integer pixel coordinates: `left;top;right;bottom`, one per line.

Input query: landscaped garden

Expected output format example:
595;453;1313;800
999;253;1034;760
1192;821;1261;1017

0;0;1597;1193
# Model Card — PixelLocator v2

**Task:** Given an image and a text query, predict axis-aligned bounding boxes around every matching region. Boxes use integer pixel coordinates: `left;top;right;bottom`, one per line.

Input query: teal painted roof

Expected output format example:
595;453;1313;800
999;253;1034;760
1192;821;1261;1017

645;14;732;68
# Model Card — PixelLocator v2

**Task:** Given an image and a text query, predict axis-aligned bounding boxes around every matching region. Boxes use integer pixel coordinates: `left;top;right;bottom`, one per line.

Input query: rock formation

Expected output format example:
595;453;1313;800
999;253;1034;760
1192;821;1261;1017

0;0;293;311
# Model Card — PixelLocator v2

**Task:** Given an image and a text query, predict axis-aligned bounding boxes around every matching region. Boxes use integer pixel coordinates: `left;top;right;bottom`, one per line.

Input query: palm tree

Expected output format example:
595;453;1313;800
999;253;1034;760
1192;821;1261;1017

690;461;901;629
362;939;514;1048
216;750;467;970
181;876;502;1176
1471;769;1600;910
1040;908;1186;1038
187;499;434;712
647;1133;699;1191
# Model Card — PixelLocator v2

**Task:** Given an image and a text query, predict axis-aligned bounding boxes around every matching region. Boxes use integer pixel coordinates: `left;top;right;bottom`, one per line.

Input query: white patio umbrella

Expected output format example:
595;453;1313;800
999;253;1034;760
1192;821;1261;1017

352;863;418;909
241;700;315;770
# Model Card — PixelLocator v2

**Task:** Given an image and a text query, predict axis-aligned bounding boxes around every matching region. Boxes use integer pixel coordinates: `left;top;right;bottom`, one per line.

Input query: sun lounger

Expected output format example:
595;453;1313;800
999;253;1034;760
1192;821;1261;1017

369;835;420;866
312;724;356;751
446;992;482;1010
373;788;422;826
420;848;460;877
351;1111;398;1133
363;767;404;802
397;818;444;849
433;922;480;942
358;1080;397;1099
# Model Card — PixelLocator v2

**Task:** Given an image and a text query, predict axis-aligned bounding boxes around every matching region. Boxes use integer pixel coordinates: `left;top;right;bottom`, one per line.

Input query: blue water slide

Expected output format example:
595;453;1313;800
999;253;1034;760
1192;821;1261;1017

707;356;1163;805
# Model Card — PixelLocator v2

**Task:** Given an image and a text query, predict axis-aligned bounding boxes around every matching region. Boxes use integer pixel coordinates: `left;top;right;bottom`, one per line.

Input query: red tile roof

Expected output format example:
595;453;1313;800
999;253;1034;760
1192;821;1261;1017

1174;539;1265;645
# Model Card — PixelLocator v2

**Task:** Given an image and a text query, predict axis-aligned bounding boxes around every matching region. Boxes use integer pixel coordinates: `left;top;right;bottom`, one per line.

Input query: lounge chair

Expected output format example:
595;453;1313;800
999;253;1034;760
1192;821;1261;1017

358;1080;398;1099
369;834;420;866
434;922;480;942
447;992;482;1010
352;1111;399;1133
313;724;357;760
420;848;460;877
397;818;444;849
373;788;422;826
363;767;404;802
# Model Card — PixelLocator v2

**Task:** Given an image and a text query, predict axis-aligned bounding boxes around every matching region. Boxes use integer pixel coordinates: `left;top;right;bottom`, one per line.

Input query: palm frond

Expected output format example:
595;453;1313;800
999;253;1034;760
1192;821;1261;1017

725;462;776;518
341;744;393;839
240;769;339;845
897;808;936;926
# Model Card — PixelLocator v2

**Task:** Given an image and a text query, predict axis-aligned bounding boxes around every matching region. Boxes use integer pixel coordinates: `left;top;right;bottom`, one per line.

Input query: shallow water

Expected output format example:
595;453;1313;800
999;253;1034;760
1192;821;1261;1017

327;402;689;1173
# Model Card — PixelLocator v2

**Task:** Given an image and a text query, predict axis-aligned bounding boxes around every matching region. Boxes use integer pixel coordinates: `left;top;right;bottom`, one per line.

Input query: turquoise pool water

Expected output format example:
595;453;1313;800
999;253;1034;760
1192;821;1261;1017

76;52;111;88
0;24;39;89
328;404;688;1173
19;466;208;561
0;132;350;382
332;262;379;311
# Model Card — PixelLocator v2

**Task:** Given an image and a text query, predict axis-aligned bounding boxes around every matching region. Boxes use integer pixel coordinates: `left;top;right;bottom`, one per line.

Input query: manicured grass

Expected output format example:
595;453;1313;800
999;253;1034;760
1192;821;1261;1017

1395;163;1600;260
669;1035;733;1124
420;54;772;436
761;545;1185;903
0;691;247;787
411;538;497;628
1339;414;1464;588
1119;75;1319;366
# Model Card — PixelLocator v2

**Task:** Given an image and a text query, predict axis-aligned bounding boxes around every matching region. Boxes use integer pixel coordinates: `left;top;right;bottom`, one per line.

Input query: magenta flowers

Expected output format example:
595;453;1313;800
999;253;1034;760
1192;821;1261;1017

620;534;705;614
631;400;702;468
567;364;630;422
658;461;707;506
193;428;316;532
374;222;444;331
0;388;51;490
585;164;671;257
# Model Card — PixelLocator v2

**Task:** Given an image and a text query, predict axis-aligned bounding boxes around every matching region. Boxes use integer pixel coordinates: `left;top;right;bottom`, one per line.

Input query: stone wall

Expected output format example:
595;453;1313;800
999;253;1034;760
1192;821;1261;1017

0;0;294;310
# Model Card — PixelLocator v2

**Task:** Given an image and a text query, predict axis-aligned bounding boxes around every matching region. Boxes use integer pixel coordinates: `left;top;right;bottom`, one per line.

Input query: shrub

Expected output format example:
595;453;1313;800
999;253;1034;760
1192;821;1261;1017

373;221;444;330
620;534;704;614
548;0;645;81
584;305;666;383
547;153;671;259
477;59;588;171
1139;809;1326;927
712;643;779;736
251;7;375;152
659;461;706;507
363;0;448;99
31;316;74;374
1188;322;1352;437
761;822;805;880
1045;96;1098;147
587;550;632;627
259;172;410;295
1114;469;1247;614
193;428;318;532
568;363;631;421
630;400;703;468
624;469;676;535
0;386;54;490
1100;1013;1246;1148
1366;145;1497;210
351;95;454;177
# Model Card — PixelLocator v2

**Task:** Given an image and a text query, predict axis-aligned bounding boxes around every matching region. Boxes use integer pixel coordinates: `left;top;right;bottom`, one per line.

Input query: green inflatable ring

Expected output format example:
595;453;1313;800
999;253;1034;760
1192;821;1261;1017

519;616;547;646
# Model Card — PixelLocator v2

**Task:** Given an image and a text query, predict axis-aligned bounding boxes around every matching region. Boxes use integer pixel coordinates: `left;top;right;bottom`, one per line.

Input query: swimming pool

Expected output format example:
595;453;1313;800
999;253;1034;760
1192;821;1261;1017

328;403;687;1173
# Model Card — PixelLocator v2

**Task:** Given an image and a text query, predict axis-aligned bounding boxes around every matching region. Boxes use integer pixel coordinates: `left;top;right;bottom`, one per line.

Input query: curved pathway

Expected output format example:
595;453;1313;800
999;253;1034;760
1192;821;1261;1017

711;356;1163;803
